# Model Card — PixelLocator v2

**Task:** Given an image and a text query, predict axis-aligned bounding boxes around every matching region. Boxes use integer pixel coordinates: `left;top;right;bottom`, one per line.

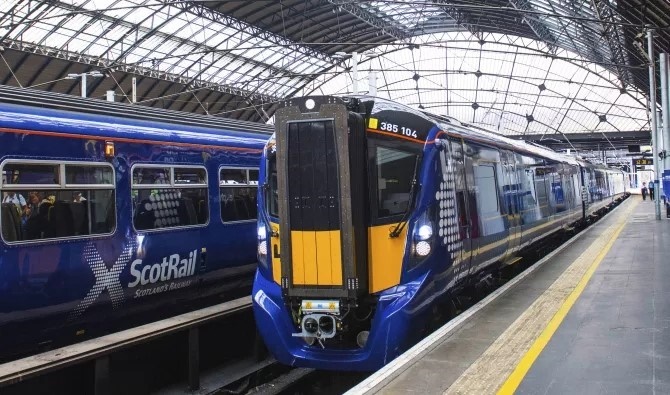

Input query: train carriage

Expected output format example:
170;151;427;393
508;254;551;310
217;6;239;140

253;96;627;371
0;86;270;360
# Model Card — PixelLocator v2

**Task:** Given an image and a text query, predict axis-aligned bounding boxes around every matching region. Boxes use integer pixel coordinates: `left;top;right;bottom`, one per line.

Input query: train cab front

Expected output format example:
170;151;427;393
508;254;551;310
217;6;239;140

253;96;441;371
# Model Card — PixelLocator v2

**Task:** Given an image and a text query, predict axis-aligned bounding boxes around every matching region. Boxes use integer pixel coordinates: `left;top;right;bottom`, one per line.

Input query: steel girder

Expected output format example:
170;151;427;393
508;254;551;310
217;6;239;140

325;0;411;41
434;1;484;40
590;0;634;87
162;0;341;65
1;38;278;102
507;0;557;53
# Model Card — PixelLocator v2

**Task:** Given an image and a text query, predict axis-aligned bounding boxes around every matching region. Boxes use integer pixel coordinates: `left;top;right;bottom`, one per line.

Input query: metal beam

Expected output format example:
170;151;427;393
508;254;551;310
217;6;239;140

589;0;635;87
1;39;278;103
524;131;651;140
524;130;651;150
325;0;411;41
43;0;319;89
162;0;341;65
508;0;557;53
435;1;484;39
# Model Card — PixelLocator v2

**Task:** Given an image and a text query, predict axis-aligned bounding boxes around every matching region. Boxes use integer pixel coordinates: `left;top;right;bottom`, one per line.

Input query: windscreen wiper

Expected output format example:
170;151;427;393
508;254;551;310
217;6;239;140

389;155;420;238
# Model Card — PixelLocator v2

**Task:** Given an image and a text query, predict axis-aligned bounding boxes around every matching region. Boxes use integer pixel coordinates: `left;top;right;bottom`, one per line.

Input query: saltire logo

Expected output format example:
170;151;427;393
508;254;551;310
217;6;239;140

69;240;136;320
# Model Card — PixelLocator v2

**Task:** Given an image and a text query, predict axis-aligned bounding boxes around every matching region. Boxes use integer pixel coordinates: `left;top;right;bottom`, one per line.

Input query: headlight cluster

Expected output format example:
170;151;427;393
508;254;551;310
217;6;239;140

412;215;434;258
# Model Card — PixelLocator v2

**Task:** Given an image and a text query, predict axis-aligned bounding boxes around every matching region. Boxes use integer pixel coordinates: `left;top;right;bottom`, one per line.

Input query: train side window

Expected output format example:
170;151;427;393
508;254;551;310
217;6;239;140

66;165;113;185
175;167;206;185
133;166;170;185
220;167;258;223
220;169;247;185
132;165;208;231
0;160;115;243
3;163;60;185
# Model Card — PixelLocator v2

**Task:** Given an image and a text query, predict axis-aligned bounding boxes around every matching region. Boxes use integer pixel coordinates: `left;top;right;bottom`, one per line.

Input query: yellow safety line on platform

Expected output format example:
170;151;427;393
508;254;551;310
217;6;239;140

497;201;635;394
443;198;638;395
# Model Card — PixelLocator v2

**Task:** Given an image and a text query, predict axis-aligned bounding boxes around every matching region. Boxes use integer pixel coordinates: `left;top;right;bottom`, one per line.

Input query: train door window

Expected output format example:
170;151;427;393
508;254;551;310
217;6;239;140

448;141;469;238
534;167;550;217
132;165;208;231
474;164;501;235
220;168;258;222
1;160;115;243
572;173;581;205
549;167;565;212
474;165;498;214
599;171;606;199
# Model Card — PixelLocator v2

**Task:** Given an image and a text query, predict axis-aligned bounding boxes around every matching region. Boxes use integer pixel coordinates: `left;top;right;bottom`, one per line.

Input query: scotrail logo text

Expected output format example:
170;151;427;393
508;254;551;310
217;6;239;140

128;249;198;288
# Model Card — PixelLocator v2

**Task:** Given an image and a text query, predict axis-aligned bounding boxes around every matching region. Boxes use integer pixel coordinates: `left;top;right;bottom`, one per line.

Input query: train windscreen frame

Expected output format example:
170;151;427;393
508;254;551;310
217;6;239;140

367;136;421;226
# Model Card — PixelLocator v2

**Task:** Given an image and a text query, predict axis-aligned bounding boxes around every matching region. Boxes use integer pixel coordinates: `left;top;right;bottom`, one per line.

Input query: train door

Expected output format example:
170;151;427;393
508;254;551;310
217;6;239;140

447;138;474;284
501;150;521;258
579;165;589;219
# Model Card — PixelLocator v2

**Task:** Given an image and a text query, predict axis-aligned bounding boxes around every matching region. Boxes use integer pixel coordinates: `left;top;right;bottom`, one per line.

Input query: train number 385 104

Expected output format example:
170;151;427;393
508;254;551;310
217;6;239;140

380;122;418;138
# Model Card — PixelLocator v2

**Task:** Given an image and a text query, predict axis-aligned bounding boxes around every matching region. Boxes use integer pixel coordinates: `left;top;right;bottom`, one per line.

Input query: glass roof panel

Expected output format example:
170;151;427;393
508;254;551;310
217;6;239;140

0;0;341;98
359;1;445;32
303;32;648;137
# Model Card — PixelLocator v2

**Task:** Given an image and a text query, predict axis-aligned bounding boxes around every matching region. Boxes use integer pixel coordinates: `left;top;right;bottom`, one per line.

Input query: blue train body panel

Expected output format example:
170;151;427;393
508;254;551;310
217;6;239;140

0;98;268;359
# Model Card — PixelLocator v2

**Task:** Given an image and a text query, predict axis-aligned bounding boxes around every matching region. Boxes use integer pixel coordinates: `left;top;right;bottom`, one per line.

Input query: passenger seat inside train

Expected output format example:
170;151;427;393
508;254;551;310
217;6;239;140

1;203;22;242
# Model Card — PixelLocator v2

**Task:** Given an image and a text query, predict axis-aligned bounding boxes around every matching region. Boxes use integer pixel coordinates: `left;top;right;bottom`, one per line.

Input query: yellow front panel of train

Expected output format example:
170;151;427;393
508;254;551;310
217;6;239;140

368;223;407;293
291;230;343;286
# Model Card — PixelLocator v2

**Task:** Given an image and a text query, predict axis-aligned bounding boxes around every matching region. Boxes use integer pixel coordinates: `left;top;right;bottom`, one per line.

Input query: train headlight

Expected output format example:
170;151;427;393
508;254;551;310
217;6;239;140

257;223;268;260
258;241;268;256
416;225;433;241
414;240;432;256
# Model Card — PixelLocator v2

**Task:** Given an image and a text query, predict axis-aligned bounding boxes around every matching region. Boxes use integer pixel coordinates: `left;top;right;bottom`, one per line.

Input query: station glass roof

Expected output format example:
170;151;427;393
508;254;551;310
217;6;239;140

0;0;665;146
305;32;649;138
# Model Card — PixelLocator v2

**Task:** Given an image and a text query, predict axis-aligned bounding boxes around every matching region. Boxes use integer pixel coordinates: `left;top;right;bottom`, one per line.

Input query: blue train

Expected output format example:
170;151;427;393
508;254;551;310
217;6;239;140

252;96;628;371
0;86;271;360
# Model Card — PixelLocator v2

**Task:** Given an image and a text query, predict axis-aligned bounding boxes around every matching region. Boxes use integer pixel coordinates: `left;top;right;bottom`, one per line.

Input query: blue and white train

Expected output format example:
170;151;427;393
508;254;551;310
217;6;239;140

0;86;270;360
252;96;628;371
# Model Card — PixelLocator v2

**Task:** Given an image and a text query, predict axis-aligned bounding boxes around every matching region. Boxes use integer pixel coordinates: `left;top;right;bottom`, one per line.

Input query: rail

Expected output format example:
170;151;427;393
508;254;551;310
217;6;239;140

0;296;251;394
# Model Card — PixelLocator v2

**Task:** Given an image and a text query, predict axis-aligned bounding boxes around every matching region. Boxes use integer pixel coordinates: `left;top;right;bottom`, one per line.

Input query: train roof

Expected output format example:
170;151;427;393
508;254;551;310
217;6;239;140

0;86;271;150
354;95;584;167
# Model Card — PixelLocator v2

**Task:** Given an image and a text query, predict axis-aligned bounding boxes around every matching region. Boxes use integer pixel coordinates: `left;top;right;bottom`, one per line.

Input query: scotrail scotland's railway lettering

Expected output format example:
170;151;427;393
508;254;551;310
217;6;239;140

133;279;193;299
128;249;198;288
253;95;629;371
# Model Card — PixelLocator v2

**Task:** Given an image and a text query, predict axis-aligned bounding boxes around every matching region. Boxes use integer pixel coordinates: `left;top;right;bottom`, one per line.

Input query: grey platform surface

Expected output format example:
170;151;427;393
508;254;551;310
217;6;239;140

518;200;670;394
364;197;669;394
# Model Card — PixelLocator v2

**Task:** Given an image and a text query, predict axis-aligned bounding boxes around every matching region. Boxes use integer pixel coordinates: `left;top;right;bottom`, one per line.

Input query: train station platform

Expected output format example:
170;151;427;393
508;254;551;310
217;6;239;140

348;196;669;394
